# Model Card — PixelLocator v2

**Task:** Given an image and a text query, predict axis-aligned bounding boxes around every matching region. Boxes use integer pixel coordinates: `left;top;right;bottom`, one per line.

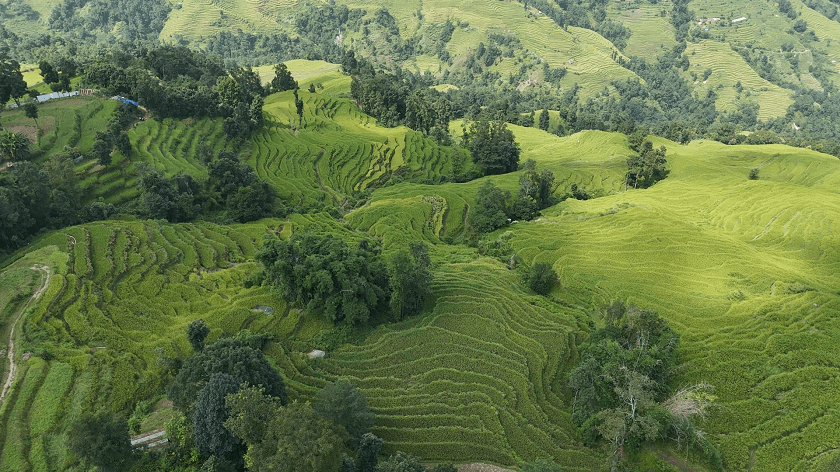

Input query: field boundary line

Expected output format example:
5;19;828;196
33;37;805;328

0;265;50;407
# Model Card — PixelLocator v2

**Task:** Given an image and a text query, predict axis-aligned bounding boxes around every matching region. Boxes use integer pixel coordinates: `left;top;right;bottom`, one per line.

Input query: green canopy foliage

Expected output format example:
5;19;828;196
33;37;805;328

466;120;520;175
270;63;298;93
469;180;510;235
314;378;373;447
169;337;287;416
387;242;433;321
193;373;246;465
256;232;390;325
626;140;668;189
67;412;134;472
226;398;346;472
568;303;693;467
187;319;210;352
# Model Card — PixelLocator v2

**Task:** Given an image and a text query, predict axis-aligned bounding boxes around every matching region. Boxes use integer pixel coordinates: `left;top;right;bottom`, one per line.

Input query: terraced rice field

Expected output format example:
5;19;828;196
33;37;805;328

611;4;676;61
159;0;287;42
1;97;118;161
685;40;793;120
501;137;840;471
302;260;602;467
343;128;840;470
0;216;336;472
250;91;465;208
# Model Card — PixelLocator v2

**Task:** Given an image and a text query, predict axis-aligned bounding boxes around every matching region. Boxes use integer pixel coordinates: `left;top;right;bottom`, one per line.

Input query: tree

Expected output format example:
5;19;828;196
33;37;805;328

296;98;304;125
308;83;316;93
518;159;556;211
539;108;550;131
314;378;373;447
469;180;510;234
226;180;278;223
92;133;113;165
626;140;667;189
270;63;297;92
467;120;520;175
256;233;390;325
68;412;134;472
226;399;345;472
43;153;81;227
0;130;31;162
749;168;759;180
567;303;685;469
39;60;59;84
193;373;245;465
527;263;557;295
355;433;384;472
387;242;433;321
0;55;28;106
169;337;287;416
187;319;210;352
23;102;38;129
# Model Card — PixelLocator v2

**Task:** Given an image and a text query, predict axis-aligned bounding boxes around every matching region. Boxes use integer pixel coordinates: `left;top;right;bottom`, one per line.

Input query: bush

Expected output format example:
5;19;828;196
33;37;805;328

749;168;759;180
527;263;557;295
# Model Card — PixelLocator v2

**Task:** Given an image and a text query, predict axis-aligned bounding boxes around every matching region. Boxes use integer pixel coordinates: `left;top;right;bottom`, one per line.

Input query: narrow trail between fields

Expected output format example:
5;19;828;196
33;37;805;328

0;265;50;407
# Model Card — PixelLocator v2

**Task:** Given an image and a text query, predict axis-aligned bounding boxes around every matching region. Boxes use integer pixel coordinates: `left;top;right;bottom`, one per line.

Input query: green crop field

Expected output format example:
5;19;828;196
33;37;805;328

249;89;470;209
4;30;840;470
685;40;793;120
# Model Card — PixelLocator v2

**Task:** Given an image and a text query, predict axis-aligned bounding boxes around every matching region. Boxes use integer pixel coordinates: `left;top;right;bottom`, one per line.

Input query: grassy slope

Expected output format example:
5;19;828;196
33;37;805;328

685;40;794;120
497;134;840;471
348;124;840;470
4;61;840;470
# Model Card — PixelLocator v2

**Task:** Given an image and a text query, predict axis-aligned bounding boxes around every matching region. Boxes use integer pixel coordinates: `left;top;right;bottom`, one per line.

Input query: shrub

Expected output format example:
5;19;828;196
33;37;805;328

749;168;760;180
527;263;557;295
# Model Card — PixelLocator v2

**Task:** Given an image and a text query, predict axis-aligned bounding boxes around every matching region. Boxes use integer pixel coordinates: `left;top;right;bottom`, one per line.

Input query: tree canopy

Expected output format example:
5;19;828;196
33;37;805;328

314;378;373;447
469;180;510;234
226;396;346;472
567;303;718;468
67;412;134;472
386;242;433;321
169;337;287;416
256;232;390;325
626;140;668;189
466;120;520;175
193;373;246;465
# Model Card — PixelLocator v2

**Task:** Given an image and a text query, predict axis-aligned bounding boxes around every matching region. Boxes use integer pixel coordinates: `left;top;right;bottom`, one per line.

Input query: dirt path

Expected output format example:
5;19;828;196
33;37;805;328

0;265;50;407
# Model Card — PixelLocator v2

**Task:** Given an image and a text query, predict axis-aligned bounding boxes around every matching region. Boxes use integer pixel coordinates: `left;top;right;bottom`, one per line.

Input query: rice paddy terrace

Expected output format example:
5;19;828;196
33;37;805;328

4;61;840;471
250;89;468;209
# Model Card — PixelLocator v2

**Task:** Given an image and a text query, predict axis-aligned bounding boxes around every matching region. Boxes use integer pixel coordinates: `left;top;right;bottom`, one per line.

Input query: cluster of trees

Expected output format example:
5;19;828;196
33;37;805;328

82;46;279;138
350;63;451;136
465;120;520;175
0;53;30;107
255;233;433;326
48;0;172;41
469;160;557;236
38;60;73;92
0;156;118;253
93;102;141;165
138;149;279;223
625;139;668;189
567;303;721;470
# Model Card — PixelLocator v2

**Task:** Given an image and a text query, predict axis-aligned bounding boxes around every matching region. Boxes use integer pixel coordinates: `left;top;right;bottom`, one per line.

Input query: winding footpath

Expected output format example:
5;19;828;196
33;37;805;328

0;265;50;407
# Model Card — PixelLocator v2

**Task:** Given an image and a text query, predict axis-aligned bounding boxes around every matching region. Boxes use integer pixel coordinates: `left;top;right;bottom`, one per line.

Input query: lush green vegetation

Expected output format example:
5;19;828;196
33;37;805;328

3;0;840;467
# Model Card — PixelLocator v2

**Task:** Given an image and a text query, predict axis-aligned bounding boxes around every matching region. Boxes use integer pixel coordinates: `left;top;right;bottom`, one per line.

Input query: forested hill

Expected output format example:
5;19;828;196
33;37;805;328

6;0;840;152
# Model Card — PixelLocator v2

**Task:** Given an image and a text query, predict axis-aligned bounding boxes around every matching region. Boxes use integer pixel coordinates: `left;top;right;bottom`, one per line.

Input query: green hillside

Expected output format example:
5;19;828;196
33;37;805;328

5;0;840;468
